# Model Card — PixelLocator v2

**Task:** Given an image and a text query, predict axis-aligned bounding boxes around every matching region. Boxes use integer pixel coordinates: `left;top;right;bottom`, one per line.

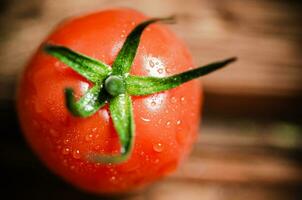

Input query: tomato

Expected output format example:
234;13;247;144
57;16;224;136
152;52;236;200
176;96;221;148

17;8;234;194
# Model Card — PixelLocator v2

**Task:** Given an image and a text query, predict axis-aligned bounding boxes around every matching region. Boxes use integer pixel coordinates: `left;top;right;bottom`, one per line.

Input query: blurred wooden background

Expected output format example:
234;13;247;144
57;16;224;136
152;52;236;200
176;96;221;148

0;0;301;199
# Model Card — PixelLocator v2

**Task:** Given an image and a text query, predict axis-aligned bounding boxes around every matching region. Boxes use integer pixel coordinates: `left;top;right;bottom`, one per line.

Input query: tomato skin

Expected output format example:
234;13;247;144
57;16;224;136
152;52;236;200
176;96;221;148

17;8;202;194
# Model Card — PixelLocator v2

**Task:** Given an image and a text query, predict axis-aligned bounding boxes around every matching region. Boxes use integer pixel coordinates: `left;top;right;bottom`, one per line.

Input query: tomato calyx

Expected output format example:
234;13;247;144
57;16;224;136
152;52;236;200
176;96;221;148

44;17;237;164
105;75;126;96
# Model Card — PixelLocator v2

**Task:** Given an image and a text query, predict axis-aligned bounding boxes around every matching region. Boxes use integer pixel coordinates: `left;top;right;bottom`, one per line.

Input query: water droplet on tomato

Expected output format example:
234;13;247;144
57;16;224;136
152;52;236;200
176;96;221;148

121;34;125;38
154;159;160;164
151;101;156;106
141;117;151;122
73;150;81;159
85;134;93;141
180;96;185;102
166;121;171;126
62;147;70;155
149;60;155;67
170;96;177;103
63;139;70;145
176;120;181;125
143;56;166;77
110;176;116;182
131;21;135;26
153;143;164;152
144;93;166;111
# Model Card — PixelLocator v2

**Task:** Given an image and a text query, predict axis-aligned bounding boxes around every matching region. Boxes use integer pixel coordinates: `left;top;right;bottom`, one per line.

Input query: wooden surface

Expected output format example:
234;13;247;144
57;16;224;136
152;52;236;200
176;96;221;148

1;109;301;200
1;0;302;98
0;0;302;199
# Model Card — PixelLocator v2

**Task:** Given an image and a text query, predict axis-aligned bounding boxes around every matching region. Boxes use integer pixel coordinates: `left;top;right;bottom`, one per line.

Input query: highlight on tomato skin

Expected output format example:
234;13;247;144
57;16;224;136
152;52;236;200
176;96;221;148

17;8;235;194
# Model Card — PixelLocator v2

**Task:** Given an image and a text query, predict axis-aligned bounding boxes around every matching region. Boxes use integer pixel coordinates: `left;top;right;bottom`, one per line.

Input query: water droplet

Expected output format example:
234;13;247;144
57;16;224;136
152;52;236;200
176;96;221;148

121;34;125;38
171;97;177;103
153;143;164;152
141;117;151;122
151;101;156;106
146;27;151;31
94;145;100;150
166;121;171;126
73;150;81;159
70;165;76;170
181;97;185;102
149;60;155;67
122;30;126;33
131;21;136;26
55;61;60;67
110;176;116;181
92;127;97;132
154;159;160;164
62;147;70;155
176;120;181;125
63;139;70;145
85;134;93;141
157;68;164;74
165;68;170;73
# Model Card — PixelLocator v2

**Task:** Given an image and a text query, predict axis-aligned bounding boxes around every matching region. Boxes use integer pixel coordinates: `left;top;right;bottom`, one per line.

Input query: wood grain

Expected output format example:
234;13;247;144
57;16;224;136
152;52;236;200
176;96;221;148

1;0;302;98
0;0;301;199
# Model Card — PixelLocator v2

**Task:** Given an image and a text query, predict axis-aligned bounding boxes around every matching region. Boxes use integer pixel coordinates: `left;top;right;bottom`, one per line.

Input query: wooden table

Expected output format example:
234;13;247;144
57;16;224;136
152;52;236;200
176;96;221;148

0;0;301;199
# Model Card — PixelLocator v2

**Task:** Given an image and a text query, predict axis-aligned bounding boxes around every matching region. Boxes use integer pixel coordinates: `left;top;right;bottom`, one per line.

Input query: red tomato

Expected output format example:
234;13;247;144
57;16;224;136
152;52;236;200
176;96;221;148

17;8;201;194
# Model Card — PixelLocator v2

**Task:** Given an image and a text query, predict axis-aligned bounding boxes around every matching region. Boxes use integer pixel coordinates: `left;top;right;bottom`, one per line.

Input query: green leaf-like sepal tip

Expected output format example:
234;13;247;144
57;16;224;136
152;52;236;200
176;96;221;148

65;84;107;117
125;57;237;95
44;44;111;83
43;17;237;164
87;94;134;164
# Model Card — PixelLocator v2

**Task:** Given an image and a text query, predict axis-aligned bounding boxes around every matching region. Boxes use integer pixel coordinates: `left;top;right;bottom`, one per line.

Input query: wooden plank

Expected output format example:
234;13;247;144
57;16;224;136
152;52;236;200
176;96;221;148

1;0;302;98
